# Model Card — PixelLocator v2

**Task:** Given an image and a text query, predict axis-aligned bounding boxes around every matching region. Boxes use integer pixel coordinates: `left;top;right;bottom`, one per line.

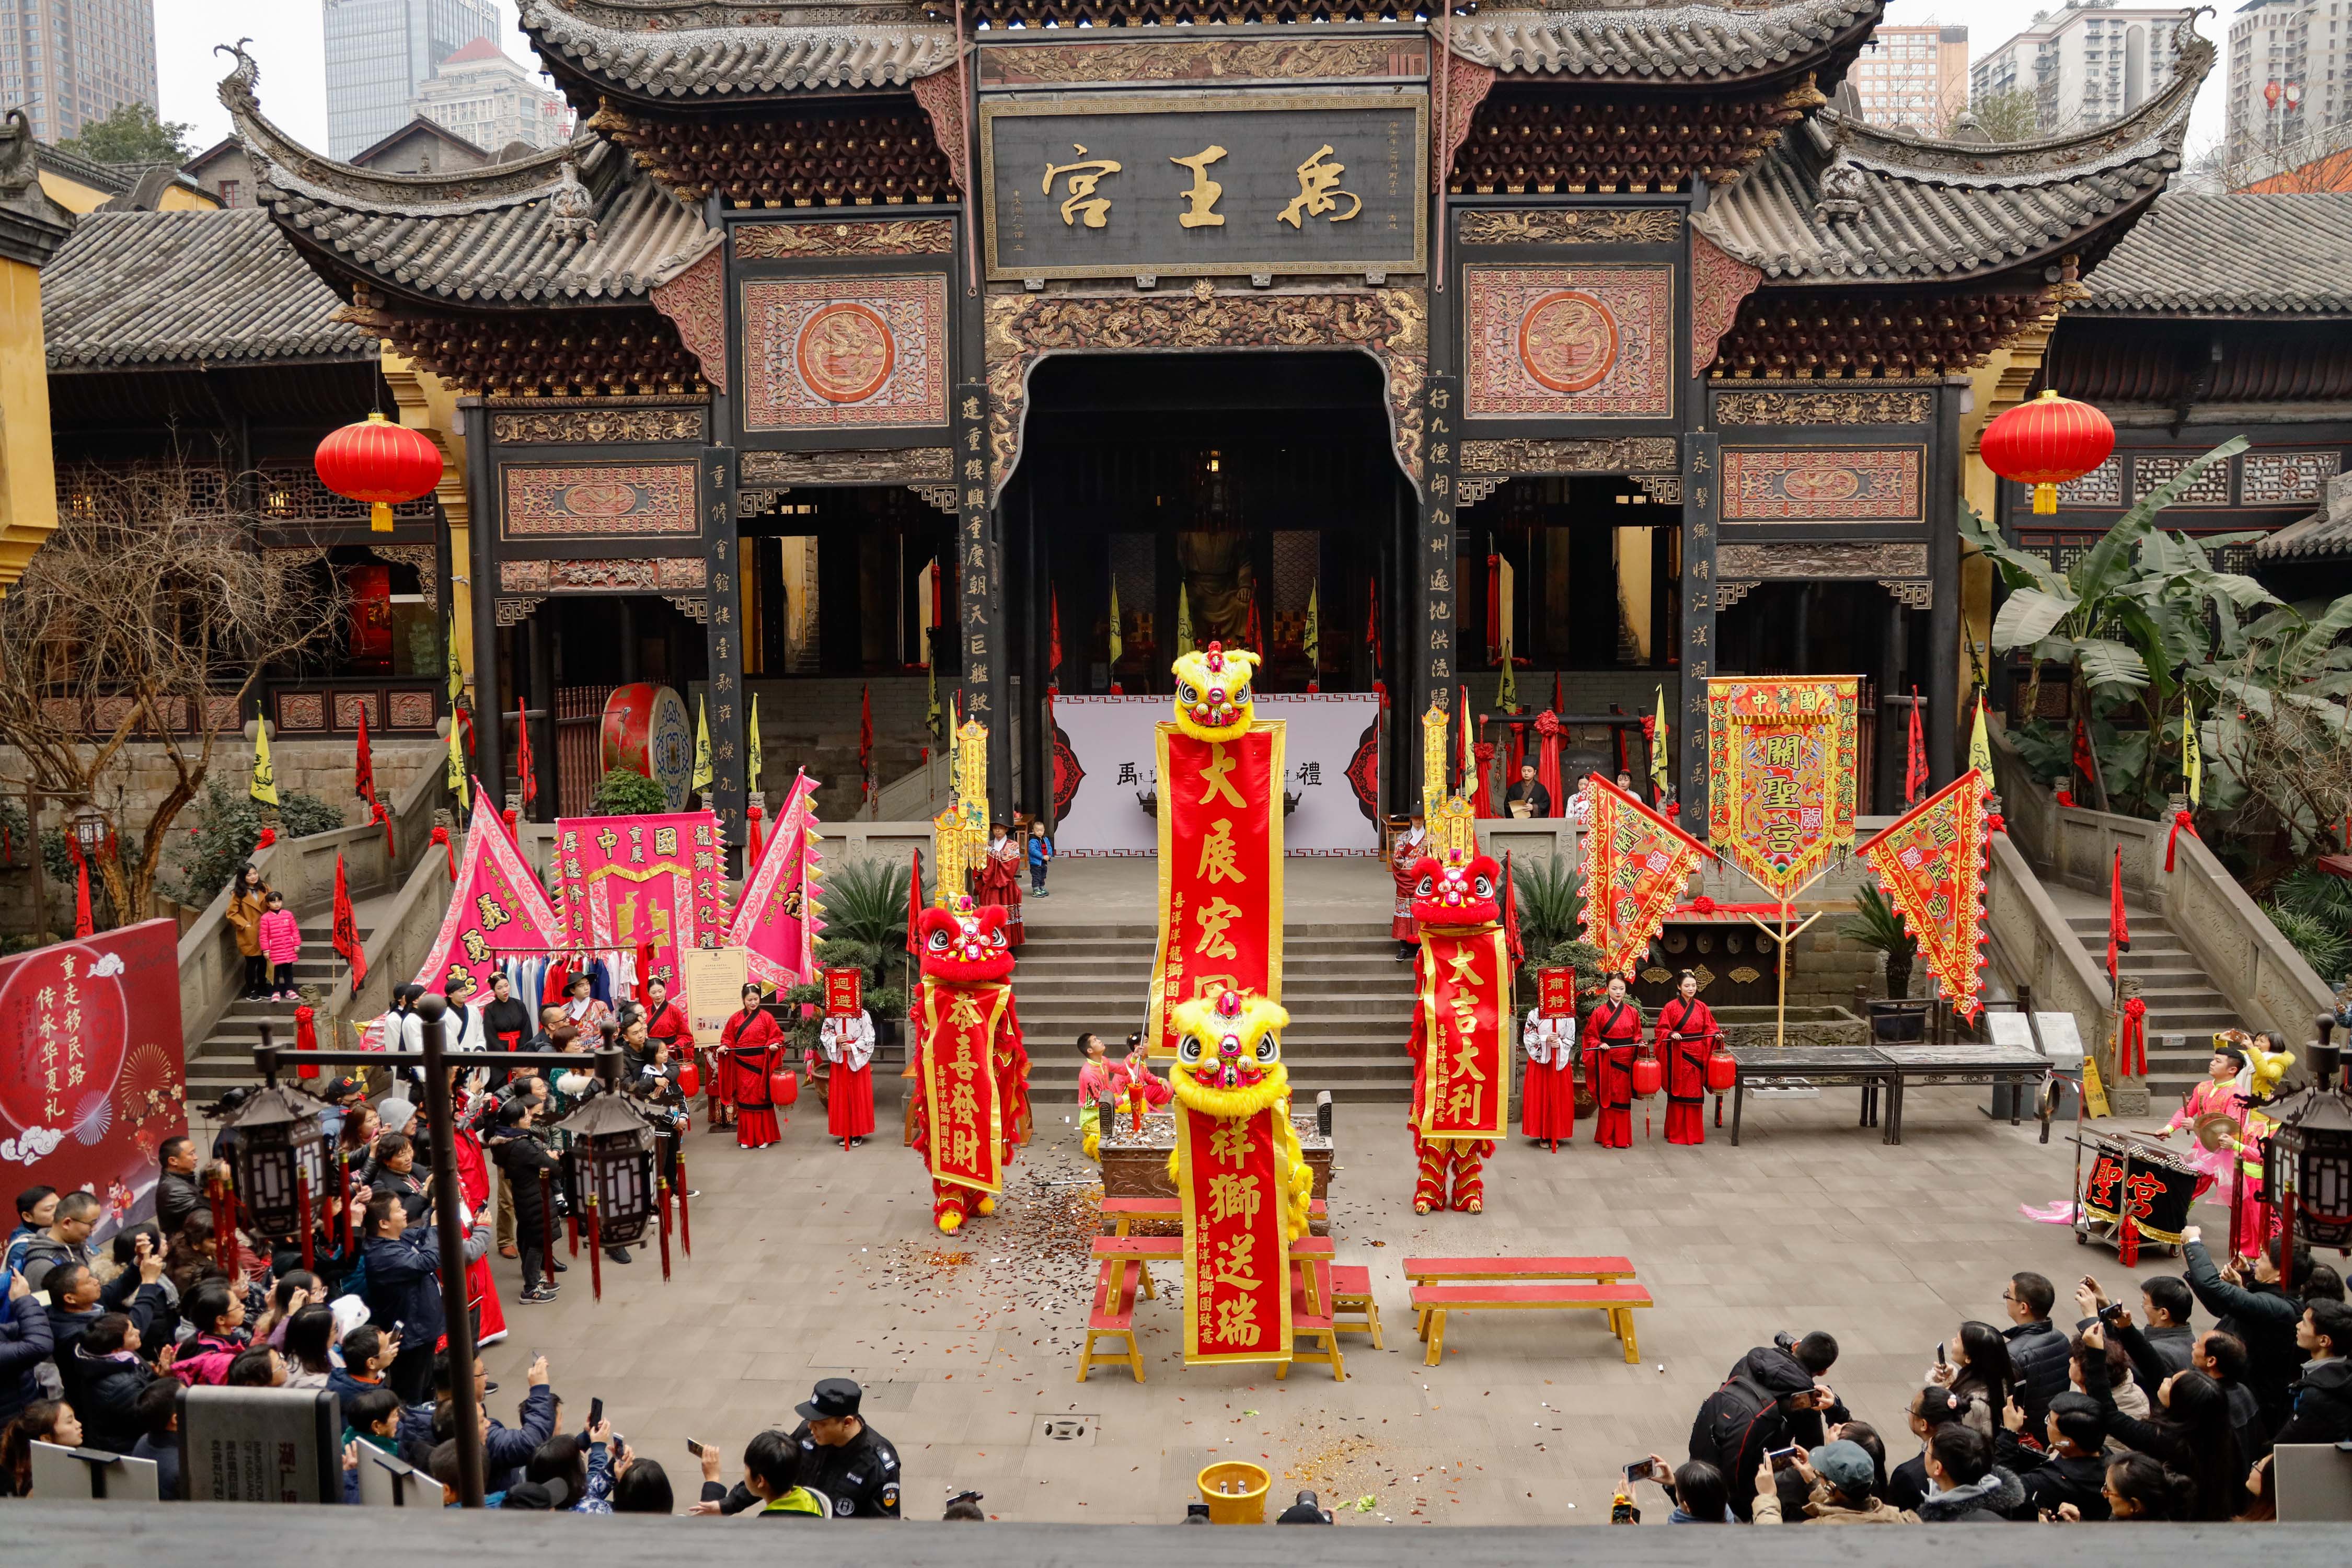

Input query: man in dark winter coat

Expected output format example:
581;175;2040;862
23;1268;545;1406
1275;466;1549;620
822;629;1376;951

360;1192;446;1404
396;1351;558;1494
73;1313;160;1455
1915;1426;2024;1524
1687;1334;1843;1520
0;1270;54;1425
2273;1300;2352;1446
2001;1272;2073;1431
43;1262;105;1400
1997;1392;2109;1521
155;1137;205;1238
2194;1329;2270;1464
2182;1227;2310;1431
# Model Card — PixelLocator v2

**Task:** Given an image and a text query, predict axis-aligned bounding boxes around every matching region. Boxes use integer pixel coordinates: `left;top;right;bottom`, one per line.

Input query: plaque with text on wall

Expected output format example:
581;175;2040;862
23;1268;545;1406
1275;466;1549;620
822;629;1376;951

982;92;1427;281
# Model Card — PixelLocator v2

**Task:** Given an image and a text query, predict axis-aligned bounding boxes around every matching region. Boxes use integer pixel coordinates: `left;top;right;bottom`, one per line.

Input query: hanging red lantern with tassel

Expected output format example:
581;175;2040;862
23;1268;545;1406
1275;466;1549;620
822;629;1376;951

1980;388;2115;515
315;413;443;533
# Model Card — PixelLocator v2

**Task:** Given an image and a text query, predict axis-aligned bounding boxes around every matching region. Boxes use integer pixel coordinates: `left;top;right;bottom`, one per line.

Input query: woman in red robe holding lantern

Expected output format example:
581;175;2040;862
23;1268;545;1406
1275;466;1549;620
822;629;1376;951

721;982;786;1149
1655;971;1722;1147
1584;974;1644;1150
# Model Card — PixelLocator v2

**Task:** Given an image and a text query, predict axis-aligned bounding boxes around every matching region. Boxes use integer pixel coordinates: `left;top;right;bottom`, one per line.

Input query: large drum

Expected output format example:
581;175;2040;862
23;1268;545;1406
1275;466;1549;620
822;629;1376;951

2078;1131;2200;1252
601;683;694;811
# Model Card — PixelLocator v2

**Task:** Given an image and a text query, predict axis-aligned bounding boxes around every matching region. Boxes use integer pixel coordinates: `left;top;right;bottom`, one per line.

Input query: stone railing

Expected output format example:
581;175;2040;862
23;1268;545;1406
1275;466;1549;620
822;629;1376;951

1988;721;2333;1045
177;764;447;1057
310;828;467;1054
1985;829;2116;1086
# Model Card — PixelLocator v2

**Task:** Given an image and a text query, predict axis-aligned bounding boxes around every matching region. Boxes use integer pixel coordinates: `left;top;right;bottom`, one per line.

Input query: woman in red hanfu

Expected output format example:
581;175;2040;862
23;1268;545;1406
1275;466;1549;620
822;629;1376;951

973;822;1026;949
1655;970;1722;1147
720;982;786;1149
1584;975;1644;1150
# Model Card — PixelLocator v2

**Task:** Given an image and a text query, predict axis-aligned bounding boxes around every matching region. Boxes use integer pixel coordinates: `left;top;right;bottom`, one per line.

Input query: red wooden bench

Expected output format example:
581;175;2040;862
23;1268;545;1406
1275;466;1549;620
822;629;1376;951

1099;1195;1327;1236
1077;1260;1146;1384
1408;1281;1653;1366
1327;1263;1381;1347
1401;1255;1638;1342
1088;1234;1336;1317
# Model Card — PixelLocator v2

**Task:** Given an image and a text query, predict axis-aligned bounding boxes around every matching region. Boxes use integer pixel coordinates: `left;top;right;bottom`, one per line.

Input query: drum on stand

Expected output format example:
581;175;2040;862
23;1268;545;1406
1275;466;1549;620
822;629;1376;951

601;684;694;811
2073;1129;2201;1255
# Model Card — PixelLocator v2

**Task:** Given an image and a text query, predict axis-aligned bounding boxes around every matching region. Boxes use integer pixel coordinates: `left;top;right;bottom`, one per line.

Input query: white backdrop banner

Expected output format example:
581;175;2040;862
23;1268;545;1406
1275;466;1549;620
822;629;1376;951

1052;694;1382;856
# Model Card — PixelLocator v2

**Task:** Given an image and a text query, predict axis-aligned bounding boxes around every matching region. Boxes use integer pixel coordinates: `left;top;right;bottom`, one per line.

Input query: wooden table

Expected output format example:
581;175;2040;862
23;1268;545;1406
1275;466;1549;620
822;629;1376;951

1726;1044;1901;1146
1874;1042;2052;1142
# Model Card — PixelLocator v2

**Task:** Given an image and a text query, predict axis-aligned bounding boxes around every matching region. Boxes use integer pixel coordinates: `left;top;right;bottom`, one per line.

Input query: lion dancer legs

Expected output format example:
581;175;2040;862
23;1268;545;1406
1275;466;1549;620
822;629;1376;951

1412;1131;1494;1214
930;1179;996;1232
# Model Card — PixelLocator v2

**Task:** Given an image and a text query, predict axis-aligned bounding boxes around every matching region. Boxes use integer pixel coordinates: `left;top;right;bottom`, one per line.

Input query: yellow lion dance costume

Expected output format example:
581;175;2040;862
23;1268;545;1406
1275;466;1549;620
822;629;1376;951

1165;989;1313;1245
1170;642;1260;743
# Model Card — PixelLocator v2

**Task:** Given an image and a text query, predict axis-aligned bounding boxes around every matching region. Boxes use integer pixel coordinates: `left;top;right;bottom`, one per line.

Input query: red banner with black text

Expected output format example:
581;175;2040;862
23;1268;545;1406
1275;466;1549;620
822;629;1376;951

1414;927;1512;1140
1177;1102;1294;1366
1147;724;1284;1054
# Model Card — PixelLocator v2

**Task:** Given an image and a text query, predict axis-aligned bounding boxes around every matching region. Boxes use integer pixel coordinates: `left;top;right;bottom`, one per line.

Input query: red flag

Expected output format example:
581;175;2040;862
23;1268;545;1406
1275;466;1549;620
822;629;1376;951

1501;849;1523;964
1904;686;1928;806
331;850;367;989
2071;711;2097;801
859;684;874;802
353;707;376;806
905;847;924;955
1050;589;1063;684
515;701;537;809
2107;845;2128;980
70;843;93;938
747;802;765;863
293;1004;320;1079
1365;577;1379;673
1551;671;1563;715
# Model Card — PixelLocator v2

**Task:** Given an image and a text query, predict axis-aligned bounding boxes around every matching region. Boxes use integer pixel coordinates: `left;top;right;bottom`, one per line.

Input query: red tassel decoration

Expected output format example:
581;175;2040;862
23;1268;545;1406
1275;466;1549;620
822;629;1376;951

747;802;765;863
372;799;395;861
255;827;276;849
675;1150;692;1259
2118;1213;2141;1267
430;824;454;881
294;1005;320;1079
657;1178;673;1282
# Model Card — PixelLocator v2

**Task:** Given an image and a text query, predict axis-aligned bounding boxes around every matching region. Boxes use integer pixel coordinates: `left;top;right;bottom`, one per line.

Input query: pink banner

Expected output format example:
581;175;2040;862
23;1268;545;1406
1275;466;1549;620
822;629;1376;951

728;770;825;989
415;794;566;996
557;810;727;998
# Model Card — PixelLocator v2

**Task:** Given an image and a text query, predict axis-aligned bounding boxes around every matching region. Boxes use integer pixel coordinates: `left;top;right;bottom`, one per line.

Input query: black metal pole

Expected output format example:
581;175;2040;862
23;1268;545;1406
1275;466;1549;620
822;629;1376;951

412;995;487;1508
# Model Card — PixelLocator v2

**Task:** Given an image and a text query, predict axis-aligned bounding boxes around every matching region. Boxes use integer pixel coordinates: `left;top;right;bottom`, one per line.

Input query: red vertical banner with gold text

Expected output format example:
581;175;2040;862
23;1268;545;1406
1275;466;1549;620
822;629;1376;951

1415;927;1512;1140
1176;1103;1294;1366
1147;723;1285;1054
1704;676;1860;902
920;982;1008;1194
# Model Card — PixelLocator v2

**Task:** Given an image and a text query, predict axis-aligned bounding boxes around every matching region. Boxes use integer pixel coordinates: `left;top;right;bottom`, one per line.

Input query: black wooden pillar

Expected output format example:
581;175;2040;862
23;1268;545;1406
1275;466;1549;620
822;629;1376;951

1679;431;1718;834
704;448;747;869
526;609;555;824
955;379;1011;820
462;402;504;809
1929;384;1964;786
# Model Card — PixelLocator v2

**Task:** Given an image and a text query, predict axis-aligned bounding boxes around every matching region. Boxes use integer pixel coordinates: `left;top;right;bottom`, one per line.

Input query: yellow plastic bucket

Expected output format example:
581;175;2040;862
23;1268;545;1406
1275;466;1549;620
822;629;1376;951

1196;1461;1271;1524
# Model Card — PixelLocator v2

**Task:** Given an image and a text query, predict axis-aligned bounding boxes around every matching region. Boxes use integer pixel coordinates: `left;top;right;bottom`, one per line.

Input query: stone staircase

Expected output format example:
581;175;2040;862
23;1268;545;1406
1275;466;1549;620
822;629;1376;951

186;929;374;1100
2062;909;2235;1105
1016;920;1419;1105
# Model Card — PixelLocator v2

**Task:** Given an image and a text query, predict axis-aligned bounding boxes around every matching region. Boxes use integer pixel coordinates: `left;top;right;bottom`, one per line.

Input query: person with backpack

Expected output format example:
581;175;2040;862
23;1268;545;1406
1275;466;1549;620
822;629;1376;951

1686;1332;1843;1520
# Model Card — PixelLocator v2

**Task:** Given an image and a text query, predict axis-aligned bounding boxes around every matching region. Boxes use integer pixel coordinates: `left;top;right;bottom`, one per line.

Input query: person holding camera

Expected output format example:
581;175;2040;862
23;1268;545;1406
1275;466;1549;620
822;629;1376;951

494;1097;566;1306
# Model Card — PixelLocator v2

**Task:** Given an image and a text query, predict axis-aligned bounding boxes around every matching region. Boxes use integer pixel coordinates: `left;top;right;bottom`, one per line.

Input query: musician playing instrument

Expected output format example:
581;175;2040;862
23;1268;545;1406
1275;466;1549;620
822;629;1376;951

1655;971;1721;1147
2154;1039;2249;1197
1584;975;1643;1150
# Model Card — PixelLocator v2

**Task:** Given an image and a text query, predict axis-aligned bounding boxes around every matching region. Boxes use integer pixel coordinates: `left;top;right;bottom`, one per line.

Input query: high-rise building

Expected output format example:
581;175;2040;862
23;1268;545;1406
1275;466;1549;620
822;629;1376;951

1971;1;2195;136
415;36;571;156
1847;24;1971;133
0;0;158;146
323;0;502;161
2224;0;2352;168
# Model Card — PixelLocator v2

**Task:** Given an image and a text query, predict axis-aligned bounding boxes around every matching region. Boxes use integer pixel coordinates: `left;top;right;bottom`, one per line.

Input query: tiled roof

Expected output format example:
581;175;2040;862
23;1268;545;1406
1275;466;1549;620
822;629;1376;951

218;47;719;307
520;0;956;99
2256;475;2352;560
1693;22;2209;286
1447;0;1879;84
2079;192;2352;318
41;208;373;370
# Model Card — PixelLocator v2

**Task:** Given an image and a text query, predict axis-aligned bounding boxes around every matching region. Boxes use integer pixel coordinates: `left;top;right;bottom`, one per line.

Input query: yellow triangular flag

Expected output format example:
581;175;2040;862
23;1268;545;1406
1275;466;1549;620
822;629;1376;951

1495;639;1516;709
445;719;468;809
925;657;940;741
2182;695;2201;807
1176;583;1193;656
748;696;764;796
1109;579;1124;667
1651;685;1670;793
250;717;279;806
691;696;713;792
446;616;465;706
1303;581;1319;673
1969;691;1994;779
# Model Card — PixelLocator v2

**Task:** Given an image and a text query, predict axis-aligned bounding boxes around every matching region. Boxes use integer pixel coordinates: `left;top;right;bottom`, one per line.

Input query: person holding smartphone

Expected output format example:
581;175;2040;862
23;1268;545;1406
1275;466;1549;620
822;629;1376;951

1627;1455;1731;1523
1750;1440;1916;1524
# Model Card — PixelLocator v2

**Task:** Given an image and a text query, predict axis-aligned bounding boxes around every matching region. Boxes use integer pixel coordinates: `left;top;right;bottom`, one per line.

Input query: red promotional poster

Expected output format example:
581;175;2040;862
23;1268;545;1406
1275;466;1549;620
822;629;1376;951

1414;927;1512;1140
1147;724;1284;1055
727;770;823;990
559;809;727;1001
0;921;185;1238
823;968;862;1017
416;794;564;997
920;983;1009;1194
1176;1102;1293;1365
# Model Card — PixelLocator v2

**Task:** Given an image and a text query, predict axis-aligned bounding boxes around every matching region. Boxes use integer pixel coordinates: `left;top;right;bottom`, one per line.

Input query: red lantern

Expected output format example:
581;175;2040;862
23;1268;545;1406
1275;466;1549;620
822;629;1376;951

677;1061;700;1099
1630;1053;1663;1099
315;412;442;533
1705;1048;1737;1093
1980;388;2115;515
771;1067;800;1107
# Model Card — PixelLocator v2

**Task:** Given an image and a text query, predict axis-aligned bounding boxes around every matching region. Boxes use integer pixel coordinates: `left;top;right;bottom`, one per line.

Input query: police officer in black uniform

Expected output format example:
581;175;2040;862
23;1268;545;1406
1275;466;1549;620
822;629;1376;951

719;1377;903;1518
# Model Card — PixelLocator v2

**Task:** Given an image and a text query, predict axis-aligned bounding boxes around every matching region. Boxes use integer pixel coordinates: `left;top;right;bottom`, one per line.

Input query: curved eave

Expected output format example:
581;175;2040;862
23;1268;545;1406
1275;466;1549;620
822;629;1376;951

521;0;956;108
1447;0;1880;89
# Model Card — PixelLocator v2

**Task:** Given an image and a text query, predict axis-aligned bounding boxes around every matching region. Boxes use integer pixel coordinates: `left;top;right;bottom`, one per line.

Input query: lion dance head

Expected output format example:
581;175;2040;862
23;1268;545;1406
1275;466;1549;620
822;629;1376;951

916;897;1015;984
1411;849;1503;928
1171;642;1260;742
1169;987;1289;1100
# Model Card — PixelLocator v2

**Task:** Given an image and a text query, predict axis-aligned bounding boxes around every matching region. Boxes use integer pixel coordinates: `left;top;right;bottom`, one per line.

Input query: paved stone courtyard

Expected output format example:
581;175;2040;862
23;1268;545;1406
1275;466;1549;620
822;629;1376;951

469;1075;2173;1525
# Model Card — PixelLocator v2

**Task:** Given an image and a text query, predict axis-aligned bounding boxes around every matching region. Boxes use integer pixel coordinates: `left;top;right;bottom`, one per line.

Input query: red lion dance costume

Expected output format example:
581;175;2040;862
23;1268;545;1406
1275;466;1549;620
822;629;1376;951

1405;850;1512;1214
907;897;1031;1233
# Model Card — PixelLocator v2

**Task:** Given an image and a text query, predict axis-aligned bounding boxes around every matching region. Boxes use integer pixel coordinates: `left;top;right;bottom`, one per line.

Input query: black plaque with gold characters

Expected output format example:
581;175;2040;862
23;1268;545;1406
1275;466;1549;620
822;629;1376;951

703;447;747;869
981;92;1427;281
1420;373;1461;762
953;381;1010;813
1679;432;1717;834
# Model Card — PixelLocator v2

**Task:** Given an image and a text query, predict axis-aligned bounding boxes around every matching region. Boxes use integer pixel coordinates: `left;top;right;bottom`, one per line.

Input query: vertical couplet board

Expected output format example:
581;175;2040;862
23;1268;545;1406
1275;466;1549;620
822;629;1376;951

954;380;1009;818
704;447;746;870
1420;374;1462;805
1679;432;1719;831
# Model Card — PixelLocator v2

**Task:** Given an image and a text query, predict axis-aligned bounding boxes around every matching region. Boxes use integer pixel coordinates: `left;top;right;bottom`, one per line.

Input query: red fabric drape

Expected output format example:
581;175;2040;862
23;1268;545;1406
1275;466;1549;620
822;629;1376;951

515;700;537;808
1501;849;1523;964
294;1004;320;1079
859;685;874;804
1365;577;1379;674
431;825;455;882
69;842;92;937
2120;995;2148;1077
371;799;395;861
331;850;367;990
905;847;924;955
354;708;376;808
1904;686;1928;806
747;802;765;863
2165;810;2200;872
1484;553;1502;655
2072;712;2097;801
1050;589;1063;682
1471;741;1497;818
2106;846;2128;979
1534;710;1565;819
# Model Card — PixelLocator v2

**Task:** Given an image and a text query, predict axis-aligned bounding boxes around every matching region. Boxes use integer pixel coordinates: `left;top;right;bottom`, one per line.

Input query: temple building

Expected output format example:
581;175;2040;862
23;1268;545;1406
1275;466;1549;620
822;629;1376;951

203;0;2217;851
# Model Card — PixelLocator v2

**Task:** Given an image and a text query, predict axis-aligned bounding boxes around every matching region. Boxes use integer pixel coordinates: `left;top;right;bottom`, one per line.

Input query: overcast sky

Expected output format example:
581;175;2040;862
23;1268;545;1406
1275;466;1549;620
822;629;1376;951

155;0;2228;158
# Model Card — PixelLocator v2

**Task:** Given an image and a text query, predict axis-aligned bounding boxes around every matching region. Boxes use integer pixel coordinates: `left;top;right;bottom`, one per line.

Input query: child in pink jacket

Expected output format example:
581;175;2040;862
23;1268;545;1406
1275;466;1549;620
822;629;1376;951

258;891;302;1001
